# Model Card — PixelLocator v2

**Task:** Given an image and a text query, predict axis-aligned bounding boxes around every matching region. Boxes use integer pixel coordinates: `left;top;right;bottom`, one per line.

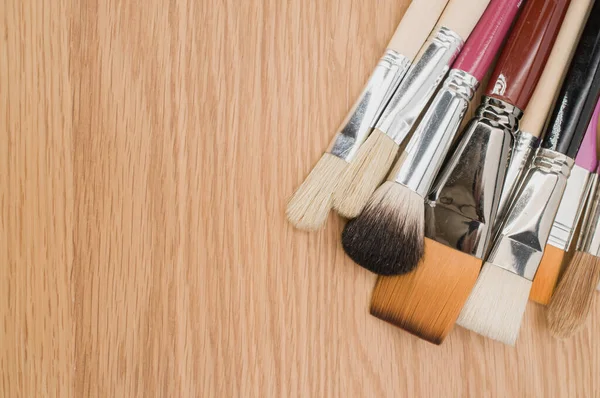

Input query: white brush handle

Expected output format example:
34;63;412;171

435;0;491;40
387;0;450;60
520;0;594;136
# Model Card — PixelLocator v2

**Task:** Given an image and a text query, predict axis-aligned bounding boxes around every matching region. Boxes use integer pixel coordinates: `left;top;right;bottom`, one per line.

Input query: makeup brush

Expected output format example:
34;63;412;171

341;0;522;275
370;0;573;345
457;4;600;345
493;0;594;235
547;101;600;338
332;0;491;219
286;0;449;230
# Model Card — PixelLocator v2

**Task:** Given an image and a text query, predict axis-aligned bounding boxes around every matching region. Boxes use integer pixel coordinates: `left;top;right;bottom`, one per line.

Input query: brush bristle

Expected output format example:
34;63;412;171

530;244;568;305
341;181;424;275
370;238;481;344
457;262;531;346
333;130;399;219
286;153;347;231
546;251;600;338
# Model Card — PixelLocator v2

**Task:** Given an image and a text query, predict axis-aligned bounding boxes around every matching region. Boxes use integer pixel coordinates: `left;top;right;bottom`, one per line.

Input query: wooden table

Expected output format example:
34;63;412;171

2;0;599;396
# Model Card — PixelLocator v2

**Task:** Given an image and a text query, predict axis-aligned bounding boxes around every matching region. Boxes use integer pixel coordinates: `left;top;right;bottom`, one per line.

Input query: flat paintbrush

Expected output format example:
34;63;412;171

332;0;491;219
370;0;572;344
286;0;449;230
342;0;522;275
530;105;600;305
493;0;595;237
547;102;600;338
457;4;600;345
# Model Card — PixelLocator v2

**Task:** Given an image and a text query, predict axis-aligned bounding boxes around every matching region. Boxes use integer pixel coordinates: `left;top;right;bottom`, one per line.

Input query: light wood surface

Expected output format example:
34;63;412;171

1;0;599;397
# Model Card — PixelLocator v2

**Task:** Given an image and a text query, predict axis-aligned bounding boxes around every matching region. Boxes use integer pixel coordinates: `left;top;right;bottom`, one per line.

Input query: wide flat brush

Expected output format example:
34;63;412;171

547;101;600;338
332;0;491;219
286;0;449;230
370;0;571;344
342;0;522;275
457;4;600;345
493;0;595;235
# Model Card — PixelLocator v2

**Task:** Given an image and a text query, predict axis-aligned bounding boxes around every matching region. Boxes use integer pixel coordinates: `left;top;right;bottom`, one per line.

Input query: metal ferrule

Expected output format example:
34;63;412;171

494;130;540;229
327;50;411;161
424;97;522;258
375;26;464;145
577;175;600;256
487;149;574;280
546;165;595;250
392;69;478;197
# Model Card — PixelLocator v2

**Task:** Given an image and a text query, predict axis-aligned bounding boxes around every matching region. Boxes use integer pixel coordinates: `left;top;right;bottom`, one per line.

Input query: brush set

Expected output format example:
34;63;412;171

288;0;600;345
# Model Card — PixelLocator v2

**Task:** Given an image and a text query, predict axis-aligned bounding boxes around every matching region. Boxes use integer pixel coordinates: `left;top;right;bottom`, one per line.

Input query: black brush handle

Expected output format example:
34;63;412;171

541;1;600;158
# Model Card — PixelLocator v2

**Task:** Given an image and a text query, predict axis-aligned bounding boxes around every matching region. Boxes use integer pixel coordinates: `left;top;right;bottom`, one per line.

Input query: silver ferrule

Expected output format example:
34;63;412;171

577;175;600;256
424;97;522;258
327;50;411;161
392;69;478;197
494;130;540;229
546;165;595;250
375;26;464;145
487;149;574;280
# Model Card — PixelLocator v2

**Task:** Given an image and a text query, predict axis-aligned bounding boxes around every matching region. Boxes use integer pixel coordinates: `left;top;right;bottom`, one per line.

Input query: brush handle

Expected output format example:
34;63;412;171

541;1;600;158
485;0;570;110
387;0;450;60
519;0;595;138
452;0;522;81
434;0;491;41
578;175;600;255
575;100;600;171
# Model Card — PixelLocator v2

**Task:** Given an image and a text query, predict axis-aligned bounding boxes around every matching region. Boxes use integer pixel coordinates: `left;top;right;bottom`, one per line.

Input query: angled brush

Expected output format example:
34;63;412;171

342;0;522;275
332;0;491;219
286;0;449;230
370;0;572;345
547;101;600;338
457;4;600;345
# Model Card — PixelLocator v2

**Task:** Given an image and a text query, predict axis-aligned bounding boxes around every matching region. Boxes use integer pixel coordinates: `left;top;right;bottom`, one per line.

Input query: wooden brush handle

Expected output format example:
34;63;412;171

485;0;570;110
519;0;594;138
387;0;450;61
541;1;600;158
452;0;522;81
434;0;491;41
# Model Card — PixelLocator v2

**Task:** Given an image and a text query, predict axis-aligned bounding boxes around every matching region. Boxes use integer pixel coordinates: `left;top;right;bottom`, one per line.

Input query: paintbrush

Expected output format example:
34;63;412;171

457;3;600;345
332;0;491;219
341;0;522;275
493;0;594;236
369;0;572;344
530;115;600;305
286;0;449;230
547;101;600;338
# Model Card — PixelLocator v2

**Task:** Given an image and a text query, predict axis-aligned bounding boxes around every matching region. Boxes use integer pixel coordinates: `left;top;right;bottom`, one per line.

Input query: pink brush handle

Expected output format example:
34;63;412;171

452;0;522;81
577;100;600;172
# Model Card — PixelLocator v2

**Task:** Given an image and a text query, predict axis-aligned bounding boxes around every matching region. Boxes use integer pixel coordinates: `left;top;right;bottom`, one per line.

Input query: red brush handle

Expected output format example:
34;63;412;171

485;0;570;110
453;0;522;82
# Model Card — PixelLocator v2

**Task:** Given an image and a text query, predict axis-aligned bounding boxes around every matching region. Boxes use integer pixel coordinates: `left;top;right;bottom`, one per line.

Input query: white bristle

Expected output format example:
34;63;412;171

286;153;347;231
333;130;399;219
456;262;531;346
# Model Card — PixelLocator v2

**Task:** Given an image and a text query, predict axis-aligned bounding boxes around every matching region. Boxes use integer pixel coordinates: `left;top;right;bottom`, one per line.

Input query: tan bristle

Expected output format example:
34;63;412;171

530;244;569;305
370;238;481;345
547;251;600;338
333;130;399;219
286;153;347;231
457;262;531;346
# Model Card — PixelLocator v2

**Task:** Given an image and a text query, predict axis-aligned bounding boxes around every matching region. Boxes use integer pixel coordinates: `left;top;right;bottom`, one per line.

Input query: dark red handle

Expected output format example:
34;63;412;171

485;0;570;110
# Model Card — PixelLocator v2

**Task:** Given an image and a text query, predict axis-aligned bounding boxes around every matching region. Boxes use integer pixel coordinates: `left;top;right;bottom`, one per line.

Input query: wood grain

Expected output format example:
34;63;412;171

1;0;599;396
